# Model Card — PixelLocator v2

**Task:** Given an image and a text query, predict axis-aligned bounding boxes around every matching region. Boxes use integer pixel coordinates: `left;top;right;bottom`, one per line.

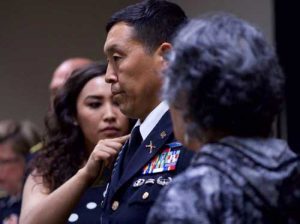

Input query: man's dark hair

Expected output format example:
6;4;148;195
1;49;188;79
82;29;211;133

106;0;187;53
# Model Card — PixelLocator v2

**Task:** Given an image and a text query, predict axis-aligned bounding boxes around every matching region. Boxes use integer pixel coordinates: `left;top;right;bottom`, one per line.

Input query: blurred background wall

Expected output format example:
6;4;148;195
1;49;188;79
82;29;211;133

0;0;277;128
0;0;137;128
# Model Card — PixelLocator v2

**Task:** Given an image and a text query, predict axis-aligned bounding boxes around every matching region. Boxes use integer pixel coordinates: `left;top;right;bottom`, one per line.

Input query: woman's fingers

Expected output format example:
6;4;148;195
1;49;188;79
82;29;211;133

115;134;130;143
92;134;130;161
83;134;130;181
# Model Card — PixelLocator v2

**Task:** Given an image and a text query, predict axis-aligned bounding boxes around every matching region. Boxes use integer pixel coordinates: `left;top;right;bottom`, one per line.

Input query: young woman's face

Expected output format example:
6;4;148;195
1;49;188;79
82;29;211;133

76;75;129;151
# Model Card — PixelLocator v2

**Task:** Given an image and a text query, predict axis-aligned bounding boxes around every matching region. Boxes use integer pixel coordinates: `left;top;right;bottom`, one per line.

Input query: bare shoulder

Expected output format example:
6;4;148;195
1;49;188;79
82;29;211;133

23;170;50;196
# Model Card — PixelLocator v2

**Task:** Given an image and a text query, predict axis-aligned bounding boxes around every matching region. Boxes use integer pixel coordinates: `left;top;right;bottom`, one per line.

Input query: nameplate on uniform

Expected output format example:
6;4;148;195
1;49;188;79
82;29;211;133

142;142;182;174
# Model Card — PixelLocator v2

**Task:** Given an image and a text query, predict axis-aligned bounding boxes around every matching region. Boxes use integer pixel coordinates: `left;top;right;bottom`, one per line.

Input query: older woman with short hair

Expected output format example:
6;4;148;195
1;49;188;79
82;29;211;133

148;13;300;223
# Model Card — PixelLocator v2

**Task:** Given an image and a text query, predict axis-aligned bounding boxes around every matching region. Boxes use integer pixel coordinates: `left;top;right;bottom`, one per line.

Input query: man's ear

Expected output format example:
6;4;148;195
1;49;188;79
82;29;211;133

155;42;172;68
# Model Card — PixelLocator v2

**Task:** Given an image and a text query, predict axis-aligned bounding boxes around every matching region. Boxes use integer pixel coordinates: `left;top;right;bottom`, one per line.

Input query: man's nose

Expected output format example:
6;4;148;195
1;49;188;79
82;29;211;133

105;63;118;84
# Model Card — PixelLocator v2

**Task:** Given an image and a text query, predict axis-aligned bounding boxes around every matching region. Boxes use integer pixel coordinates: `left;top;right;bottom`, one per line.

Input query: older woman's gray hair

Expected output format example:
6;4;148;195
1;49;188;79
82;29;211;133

163;13;285;139
147;13;300;224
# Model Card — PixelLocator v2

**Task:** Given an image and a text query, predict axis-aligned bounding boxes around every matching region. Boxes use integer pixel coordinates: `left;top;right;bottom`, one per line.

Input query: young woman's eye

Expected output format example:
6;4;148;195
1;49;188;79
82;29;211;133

111;98;120;107
112;100;119;107
88;102;102;109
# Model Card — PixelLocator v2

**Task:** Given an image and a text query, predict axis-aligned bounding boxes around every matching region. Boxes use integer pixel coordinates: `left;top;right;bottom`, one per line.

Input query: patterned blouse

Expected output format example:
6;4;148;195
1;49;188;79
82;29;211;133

147;137;300;224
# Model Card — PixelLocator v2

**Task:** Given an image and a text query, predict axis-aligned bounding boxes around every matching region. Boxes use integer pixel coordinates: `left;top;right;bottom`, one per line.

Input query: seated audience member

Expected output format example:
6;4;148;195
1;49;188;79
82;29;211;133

0;120;41;224
20;62;131;224
0;189;6;198
147;13;300;223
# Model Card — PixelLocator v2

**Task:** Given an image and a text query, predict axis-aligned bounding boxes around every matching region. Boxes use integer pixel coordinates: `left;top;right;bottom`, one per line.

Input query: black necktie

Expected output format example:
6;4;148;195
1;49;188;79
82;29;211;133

122;126;142;172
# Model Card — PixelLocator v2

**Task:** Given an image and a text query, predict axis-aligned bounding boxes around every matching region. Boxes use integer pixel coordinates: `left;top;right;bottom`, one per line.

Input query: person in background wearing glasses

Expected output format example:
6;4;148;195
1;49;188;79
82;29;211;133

0;120;41;224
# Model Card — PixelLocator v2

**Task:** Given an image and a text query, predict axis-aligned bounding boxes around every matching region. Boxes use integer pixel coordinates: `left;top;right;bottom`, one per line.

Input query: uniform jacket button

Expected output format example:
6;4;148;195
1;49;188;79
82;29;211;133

142;192;150;200
111;201;119;211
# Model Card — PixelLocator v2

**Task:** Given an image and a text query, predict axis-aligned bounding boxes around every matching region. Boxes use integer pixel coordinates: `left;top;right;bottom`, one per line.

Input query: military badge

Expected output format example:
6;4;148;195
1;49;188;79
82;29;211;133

145;178;156;185
133;178;145;187
146;141;156;154
157;176;172;186
160;131;167;139
166;142;182;148
142;144;181;174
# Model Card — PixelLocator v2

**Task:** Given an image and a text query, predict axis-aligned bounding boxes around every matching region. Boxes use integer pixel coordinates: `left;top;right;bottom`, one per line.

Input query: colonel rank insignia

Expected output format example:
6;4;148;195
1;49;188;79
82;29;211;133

142;142;181;174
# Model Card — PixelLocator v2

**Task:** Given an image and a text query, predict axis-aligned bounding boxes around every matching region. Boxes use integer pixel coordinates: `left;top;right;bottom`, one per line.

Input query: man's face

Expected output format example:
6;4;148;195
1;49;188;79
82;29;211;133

104;22;163;120
76;76;129;152
0;143;25;196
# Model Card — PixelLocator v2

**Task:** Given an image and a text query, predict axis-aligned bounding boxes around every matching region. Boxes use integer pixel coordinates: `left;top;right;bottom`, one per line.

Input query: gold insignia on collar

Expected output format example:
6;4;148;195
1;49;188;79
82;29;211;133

160;131;167;139
146;141;156;154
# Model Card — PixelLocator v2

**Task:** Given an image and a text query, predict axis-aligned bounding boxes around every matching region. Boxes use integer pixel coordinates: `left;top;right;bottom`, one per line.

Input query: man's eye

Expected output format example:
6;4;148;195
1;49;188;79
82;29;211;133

113;55;122;62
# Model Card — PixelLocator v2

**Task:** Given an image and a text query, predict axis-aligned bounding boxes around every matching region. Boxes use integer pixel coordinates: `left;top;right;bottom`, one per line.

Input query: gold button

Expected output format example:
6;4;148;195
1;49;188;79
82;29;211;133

142;192;149;200
111;201;119;211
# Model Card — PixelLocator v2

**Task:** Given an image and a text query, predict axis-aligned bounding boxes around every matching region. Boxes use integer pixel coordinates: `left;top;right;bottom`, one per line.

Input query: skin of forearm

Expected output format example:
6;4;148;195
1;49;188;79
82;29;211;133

20;168;93;224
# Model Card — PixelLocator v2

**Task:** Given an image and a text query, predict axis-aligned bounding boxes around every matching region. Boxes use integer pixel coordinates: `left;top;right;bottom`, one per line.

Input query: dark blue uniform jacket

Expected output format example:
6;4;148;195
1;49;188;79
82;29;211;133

100;111;193;224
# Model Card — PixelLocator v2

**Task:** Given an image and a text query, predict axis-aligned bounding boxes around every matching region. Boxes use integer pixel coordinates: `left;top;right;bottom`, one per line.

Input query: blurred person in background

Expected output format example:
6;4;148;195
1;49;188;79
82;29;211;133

20;62;132;224
0;120;41;224
30;57;94;155
148;13;300;223
49;57;93;106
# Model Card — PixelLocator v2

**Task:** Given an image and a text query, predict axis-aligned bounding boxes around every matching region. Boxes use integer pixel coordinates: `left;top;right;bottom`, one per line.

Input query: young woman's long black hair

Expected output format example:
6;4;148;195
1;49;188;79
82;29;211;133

31;62;108;191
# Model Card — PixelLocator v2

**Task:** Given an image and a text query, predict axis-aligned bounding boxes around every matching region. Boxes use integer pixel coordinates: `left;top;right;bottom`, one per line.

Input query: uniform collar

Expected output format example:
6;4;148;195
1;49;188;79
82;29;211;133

135;101;169;140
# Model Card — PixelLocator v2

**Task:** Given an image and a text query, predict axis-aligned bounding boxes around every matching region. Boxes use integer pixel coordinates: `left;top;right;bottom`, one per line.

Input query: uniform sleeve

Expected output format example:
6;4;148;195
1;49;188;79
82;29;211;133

147;167;249;224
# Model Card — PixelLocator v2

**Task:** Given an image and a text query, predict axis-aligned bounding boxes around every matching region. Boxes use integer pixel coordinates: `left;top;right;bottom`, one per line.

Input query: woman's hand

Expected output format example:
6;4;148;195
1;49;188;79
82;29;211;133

3;214;18;224
80;134;130;183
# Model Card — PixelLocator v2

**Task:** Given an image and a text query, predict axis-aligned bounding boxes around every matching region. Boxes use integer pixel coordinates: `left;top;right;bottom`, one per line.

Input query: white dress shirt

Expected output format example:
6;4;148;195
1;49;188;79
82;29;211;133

134;101;169;140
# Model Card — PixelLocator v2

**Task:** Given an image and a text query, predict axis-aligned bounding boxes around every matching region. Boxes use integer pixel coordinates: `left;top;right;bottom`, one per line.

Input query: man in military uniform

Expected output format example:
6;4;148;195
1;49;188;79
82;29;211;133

101;0;194;223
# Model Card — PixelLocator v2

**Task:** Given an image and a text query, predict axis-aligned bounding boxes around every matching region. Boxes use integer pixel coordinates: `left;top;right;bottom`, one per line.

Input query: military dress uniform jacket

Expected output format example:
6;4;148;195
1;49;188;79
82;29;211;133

100;111;194;224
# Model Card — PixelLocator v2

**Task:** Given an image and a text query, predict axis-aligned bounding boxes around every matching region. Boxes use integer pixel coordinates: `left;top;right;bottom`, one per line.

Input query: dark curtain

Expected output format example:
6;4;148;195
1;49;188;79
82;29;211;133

274;0;300;153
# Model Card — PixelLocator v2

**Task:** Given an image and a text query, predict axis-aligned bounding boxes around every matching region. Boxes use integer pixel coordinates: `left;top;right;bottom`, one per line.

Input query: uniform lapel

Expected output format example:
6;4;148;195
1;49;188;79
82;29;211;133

107;140;129;200
114;111;173;193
